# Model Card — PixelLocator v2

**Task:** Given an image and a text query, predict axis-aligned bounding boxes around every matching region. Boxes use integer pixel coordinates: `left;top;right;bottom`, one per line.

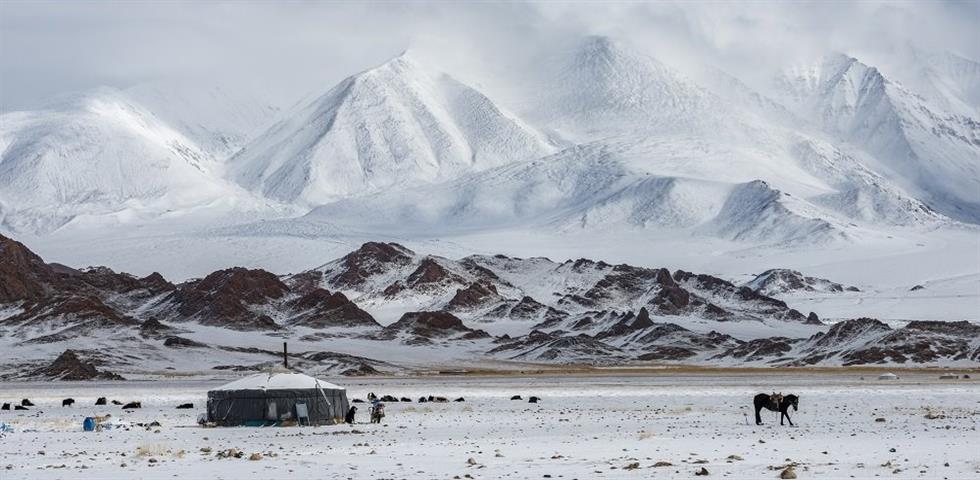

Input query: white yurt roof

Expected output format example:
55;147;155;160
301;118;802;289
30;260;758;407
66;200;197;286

212;372;344;391
877;372;899;380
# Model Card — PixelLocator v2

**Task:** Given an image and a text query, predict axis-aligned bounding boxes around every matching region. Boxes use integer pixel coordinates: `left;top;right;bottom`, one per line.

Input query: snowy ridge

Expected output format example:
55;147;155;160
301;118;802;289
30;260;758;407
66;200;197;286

532;36;728;140
124;81;281;160
303;144;856;246
775;53;980;223
228;52;556;206
0;87;259;234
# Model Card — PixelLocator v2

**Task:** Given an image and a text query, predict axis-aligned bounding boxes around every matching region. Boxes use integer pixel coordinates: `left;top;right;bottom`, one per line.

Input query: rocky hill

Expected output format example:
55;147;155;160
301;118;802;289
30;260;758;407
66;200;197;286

1;235;976;376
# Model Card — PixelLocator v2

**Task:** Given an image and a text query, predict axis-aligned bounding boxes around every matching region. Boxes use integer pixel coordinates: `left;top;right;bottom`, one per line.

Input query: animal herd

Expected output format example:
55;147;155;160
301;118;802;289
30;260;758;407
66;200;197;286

352;394;468;404
1;398;190;411
351;393;542;404
3;392;802;427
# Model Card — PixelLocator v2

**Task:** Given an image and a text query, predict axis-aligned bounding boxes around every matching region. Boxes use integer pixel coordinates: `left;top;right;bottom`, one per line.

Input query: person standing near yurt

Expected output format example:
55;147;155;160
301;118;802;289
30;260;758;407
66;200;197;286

370;399;385;424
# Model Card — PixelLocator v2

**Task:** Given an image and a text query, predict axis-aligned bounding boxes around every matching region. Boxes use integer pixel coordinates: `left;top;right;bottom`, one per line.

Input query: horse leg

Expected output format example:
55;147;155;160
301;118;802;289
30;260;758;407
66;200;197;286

755;405;763;425
785;411;793;426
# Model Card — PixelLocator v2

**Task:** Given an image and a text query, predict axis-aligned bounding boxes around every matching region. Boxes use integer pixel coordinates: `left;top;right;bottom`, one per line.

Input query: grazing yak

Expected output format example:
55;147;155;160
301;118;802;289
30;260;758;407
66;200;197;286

62;398;75;407
400;397;412;403
176;403;193;409
1;403;9;410
454;397;465;402
21;399;34;407
121;401;142;409
95;397;107;405
528;396;540;403
14;405;29;411
111;400;123;405
510;395;522;400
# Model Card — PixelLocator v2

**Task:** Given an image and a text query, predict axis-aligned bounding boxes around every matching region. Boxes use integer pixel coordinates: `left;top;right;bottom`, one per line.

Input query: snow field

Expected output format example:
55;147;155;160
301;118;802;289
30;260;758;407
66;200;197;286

1;373;977;479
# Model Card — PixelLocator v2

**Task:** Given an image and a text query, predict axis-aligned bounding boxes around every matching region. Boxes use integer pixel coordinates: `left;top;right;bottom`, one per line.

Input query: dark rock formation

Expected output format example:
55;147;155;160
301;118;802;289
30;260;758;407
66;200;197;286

447;281;500;310
489;330;624;364
286;288;379;328
30;350;124;380
332;242;413;288
381;311;491;341
166;267;288;330
744;269;856;296
163;336;208;348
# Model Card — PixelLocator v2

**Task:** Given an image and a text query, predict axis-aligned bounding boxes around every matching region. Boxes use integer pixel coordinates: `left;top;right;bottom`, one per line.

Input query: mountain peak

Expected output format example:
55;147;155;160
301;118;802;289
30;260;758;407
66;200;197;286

228;47;555;205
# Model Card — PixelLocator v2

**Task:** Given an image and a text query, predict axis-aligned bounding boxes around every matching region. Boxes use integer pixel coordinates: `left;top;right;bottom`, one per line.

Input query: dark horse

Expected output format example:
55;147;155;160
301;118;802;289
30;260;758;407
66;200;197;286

753;393;798;426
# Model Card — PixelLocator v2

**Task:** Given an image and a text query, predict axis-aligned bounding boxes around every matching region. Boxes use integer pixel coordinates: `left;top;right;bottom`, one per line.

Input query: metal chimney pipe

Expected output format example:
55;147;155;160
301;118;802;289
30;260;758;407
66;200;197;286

283;342;288;369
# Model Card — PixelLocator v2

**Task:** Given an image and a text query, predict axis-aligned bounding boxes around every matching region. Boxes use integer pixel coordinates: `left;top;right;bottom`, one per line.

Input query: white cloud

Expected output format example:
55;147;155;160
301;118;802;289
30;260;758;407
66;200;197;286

1;1;976;111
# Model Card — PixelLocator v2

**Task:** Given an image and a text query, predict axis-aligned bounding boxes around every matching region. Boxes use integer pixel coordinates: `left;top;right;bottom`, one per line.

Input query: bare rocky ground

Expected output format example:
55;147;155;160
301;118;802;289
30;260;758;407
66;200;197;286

1;372;978;479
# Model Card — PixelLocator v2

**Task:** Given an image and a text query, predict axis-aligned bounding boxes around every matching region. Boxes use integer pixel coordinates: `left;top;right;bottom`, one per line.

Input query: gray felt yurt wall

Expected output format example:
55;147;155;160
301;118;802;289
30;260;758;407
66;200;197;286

206;372;349;426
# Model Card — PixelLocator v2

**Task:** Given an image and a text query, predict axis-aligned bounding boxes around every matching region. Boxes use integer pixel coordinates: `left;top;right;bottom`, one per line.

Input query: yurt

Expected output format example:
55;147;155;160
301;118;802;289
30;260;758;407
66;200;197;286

877;372;899;380
206;371;349;426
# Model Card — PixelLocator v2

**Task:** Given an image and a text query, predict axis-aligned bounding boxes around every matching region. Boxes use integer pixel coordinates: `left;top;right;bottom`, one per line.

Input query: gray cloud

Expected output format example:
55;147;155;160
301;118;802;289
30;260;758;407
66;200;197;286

1;1;977;111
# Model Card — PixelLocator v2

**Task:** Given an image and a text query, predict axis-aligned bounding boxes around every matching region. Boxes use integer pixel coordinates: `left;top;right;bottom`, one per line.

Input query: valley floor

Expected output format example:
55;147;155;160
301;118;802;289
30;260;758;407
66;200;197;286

1;373;978;479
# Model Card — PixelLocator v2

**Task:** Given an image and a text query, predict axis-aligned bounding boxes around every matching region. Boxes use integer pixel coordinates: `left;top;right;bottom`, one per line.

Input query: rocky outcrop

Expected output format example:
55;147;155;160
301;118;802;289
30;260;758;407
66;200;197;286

2;295;139;341
3;236;975;370
594;308;654;339
489;330;624;364
447;281;501;310
744;268;859;296
636;346;698;361
806;318;891;350
380;311;491;343
330;242;414;288
138;317;185;338
29;350;124;380
299;351;388;376
286;288;380;328
77;267;174;296
165;268;288;330
163;336;208;348
713;337;799;362
0;234;62;303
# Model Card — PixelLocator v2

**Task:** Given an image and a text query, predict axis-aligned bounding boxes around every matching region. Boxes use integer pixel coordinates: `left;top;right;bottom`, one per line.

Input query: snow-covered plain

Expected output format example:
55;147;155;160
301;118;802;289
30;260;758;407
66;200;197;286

1;373;977;479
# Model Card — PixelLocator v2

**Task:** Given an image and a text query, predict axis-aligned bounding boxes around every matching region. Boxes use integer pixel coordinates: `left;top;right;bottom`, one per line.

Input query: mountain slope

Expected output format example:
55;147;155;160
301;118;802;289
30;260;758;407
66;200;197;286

303;144;851;245
775;54;980;222
0;88;247;234
530;36;727;140
125;81;281;159
228;52;556;206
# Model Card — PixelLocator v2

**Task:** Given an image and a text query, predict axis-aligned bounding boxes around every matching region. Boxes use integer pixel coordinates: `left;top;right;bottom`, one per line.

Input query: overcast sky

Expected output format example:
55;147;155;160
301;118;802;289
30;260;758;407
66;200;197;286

1;1;978;111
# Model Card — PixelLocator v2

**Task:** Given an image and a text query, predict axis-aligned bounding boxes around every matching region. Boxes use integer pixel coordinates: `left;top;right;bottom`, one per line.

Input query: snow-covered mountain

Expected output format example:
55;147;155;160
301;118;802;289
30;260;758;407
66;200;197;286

0;88;249;234
903;51;980;118
124;81;281;159
303;144;849;245
0;36;975;305
528;36;725;140
774;54;980;223
228;52;557;206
